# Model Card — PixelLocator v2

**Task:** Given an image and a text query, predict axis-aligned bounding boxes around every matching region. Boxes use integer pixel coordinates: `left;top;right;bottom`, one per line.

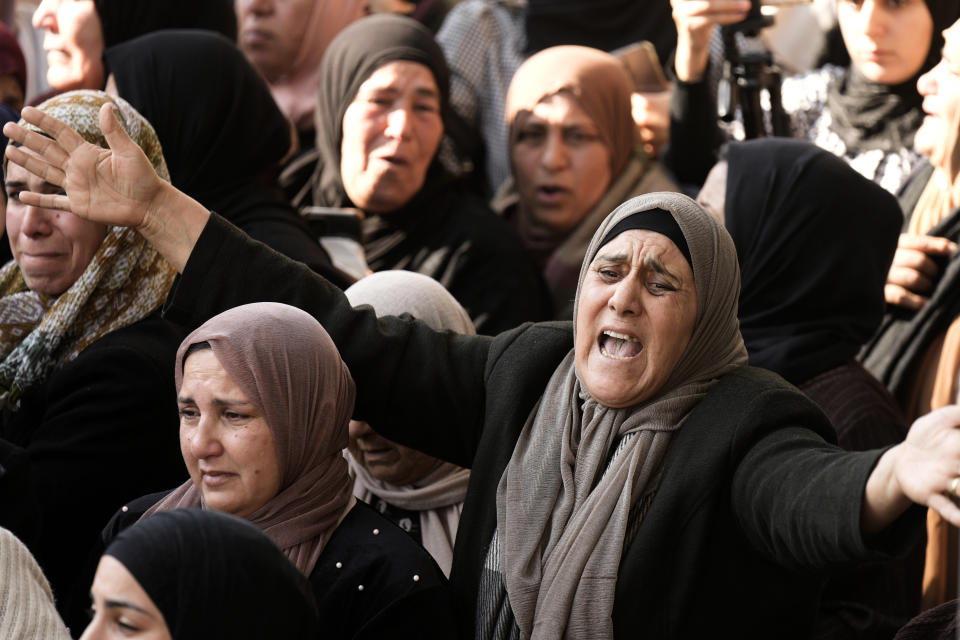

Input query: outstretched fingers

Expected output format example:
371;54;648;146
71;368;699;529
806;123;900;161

3;143;67;188
17;191;72;212
18;105;88;154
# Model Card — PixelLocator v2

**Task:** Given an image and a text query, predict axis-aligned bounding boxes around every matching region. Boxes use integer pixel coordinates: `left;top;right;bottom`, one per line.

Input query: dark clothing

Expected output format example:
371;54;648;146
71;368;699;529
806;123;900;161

802;361;923;639
104;31;352;287
861;163;960;403
725;139;902;386
314;15;547;332
162;214;923;639
367;495;424;545
106;510;320;640
361;189;551;334
524;0;676;66
0;313;187;629
104;495;457;640
93;0;236;49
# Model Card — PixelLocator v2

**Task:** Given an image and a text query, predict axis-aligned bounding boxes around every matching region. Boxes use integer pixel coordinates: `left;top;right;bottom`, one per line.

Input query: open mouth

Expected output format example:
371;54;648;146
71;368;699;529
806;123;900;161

598;330;643;360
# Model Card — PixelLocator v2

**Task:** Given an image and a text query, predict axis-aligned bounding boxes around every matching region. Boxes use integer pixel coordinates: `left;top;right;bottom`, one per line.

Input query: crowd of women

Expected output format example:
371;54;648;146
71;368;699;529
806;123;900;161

2;0;960;638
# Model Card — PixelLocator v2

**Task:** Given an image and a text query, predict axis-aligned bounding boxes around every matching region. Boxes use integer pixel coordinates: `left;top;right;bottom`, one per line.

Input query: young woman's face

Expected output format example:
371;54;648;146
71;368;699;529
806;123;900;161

510;92;612;237
80;555;171;640
838;0;933;85
178;349;283;519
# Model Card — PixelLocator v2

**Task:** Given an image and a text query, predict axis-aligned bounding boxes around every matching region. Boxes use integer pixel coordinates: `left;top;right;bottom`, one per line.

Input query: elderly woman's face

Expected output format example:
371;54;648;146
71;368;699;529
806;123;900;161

348;419;442;486
340;60;444;214
838;0;932;85
178;349;282;519
511;92;612;236
575;229;697;408
80;555;171;640
5;155;108;296
915;23;960;165
33;0;105;91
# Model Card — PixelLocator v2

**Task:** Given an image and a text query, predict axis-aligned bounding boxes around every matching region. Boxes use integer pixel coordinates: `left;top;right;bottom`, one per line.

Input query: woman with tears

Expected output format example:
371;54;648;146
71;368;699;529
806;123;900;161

8;102;960;638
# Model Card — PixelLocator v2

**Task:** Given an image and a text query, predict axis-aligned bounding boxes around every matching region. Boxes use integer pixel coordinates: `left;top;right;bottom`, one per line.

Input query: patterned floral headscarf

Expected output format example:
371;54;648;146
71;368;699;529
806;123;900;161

0;90;173;409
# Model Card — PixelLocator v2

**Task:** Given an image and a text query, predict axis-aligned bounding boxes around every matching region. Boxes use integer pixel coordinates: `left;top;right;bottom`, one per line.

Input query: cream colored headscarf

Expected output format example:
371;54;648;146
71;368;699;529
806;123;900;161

496;192;747;638
0;91;173;409
344;270;473;576
0;528;71;640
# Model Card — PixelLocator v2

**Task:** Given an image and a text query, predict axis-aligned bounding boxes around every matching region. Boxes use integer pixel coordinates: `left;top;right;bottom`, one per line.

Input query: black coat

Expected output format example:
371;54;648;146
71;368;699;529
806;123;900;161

164;214;923;638
104;495;457;640
0;313;187;630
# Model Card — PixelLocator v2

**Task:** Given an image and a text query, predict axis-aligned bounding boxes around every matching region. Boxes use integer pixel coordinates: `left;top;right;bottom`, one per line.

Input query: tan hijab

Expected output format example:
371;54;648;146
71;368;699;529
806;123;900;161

269;0;367;131
145;302;356;576
496;192;747;638
497;45;678;316
344;270;473;576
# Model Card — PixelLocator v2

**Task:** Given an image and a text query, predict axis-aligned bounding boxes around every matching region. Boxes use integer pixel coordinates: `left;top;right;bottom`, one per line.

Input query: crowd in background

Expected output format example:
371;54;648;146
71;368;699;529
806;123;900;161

1;0;960;638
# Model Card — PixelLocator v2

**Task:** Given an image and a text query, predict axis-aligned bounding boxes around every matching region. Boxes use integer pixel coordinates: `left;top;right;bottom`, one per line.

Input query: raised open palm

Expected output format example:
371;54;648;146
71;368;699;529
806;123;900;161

3;103;166;229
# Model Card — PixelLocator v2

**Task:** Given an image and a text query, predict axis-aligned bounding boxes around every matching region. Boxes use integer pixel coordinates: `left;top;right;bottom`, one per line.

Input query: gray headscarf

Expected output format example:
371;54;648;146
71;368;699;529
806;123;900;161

344;270;473;576
496;192;747;638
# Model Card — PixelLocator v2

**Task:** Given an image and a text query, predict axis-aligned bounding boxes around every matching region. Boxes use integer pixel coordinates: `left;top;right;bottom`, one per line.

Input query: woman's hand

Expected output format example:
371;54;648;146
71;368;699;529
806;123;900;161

632;91;671;158
2;103;209;272
884;233;958;310
3;104;166;229
671;0;751;82
862;406;960;535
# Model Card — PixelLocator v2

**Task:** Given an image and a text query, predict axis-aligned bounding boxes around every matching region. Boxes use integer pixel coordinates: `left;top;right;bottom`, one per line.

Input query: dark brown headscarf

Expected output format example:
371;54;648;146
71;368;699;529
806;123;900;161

314;14;450;208
145;302;356;576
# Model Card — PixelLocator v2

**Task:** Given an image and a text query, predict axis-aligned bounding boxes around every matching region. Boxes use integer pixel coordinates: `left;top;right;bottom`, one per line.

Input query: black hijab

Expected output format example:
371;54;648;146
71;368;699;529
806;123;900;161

725;139;902;386
93;0;236;49
826;0;960;153
103;30;353;287
314;14;450;208
104;30;289;208
524;0;676;66
105;509;319;640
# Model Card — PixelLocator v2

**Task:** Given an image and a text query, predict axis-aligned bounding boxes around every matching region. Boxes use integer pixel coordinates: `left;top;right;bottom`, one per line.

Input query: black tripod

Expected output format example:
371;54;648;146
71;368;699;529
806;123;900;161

718;8;790;139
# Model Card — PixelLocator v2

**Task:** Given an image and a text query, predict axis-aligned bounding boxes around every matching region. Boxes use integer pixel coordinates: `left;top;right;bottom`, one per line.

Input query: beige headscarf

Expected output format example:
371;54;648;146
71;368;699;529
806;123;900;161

0;528;71;640
269;1;367;132
496;45;679;316
496;192;747;638
145;302;356;576
0;91;173;409
344;270;473;576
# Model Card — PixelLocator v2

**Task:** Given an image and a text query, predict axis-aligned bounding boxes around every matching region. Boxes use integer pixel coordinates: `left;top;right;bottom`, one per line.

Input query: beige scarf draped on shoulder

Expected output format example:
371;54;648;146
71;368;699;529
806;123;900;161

496;192;747;638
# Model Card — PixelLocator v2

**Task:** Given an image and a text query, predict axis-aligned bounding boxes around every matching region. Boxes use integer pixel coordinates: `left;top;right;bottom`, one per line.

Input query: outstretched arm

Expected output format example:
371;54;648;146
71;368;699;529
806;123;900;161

862;405;960;535
3;104;208;272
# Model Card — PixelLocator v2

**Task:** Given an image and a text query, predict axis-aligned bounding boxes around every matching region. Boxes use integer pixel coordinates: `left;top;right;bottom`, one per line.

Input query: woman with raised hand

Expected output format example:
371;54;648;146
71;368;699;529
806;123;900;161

102;30;353;287
82;509;319;640
9;100;960;638
0;92;186;627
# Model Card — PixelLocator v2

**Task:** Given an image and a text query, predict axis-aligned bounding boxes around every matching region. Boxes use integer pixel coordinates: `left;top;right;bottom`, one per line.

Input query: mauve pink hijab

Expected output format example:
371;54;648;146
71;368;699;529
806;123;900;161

145;302;356;575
